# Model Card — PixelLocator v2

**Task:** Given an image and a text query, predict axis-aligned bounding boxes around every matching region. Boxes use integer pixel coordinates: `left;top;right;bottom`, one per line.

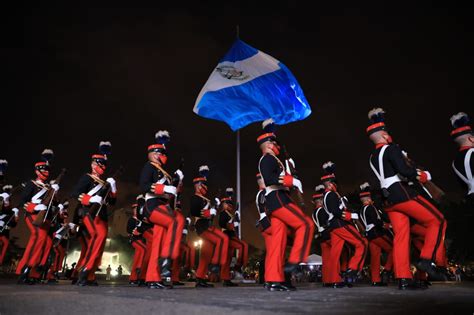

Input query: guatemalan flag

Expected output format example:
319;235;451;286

194;40;312;131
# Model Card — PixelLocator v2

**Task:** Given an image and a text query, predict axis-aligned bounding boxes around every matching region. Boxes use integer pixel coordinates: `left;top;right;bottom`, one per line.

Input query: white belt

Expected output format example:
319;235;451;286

380;174;402;189
264;185;288;196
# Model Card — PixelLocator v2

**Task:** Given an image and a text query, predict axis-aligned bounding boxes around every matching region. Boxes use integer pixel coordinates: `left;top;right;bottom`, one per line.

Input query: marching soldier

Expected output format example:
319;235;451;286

140;131;184;289
219;187;249;287
257;119;314;291
127;202;146;285
16;149;59;284
72;141;117;286
450;112;474;205
320;162;368;288
358;182;393;286
311;184;332;286
0;181;20;265
190;165;229;288
366;108;448;289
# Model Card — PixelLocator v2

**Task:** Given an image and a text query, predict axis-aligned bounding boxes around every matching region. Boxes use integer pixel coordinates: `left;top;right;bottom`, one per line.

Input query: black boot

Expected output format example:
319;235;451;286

398;278;426;290
267;282;291;292
415;259;448;281
148;281;167;289
195;278;214;288
283;263;299;275
371;282;388;287
208;264;220;275
283;272;297;291
342;269;358;287
17;267;30;285
223;280;238;287
77;269;89;286
159;258;172;278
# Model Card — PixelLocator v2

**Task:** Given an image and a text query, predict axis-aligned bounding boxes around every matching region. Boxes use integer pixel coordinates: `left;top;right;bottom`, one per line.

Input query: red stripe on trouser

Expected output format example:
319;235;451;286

72;235;88;279
261;226;273;282
327;226;368;283
27;225;48;279
88;218;108;281
414;196;447;265
220;237;248;281
130;240;146;281
195;227;229;279
40;235;53;267
148;207;185;260
47;244;64;280
270;203;314;264
369;236;393;282
189;242;196;270
0;236;9;264
320;239;332;283
145;224;164;282
265;217;287;282
140;230;153;281
16;217;38;274
81;215;97;270
83;217;107;271
171;243;183;281
386;199;444;279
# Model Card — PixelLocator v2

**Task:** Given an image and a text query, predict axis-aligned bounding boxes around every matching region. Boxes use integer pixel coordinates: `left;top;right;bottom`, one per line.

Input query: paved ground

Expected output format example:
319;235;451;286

0;277;473;315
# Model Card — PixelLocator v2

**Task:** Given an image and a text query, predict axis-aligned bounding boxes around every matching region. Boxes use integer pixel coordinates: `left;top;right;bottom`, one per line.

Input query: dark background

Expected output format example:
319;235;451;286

2;3;473;248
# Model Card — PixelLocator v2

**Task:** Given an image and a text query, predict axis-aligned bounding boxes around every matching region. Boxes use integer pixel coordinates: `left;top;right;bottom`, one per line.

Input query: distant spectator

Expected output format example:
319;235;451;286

117;265;123;277
106;265;112;280
455;266;462;282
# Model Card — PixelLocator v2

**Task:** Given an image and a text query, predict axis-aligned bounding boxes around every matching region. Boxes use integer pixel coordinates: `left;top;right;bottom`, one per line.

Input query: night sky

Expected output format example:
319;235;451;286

2;3;473;248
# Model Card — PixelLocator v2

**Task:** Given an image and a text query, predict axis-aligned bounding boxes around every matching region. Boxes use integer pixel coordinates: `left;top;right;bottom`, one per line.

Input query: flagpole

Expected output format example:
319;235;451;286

235;24;242;240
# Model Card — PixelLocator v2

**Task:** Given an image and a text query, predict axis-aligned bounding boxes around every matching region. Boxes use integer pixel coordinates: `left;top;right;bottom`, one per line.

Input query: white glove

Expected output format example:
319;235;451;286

163;185;177;196
12;208;19;217
89;195;103;205
233;221;240;228
350;213;359;220
182;229;188;235
0;220;4;227
292;177;303;194
51;184;60;192
174;169;184;181
106;178;117;193
186;217;192;225
210;208;217;216
214;198;221;207
0;192;9;202
68;223;76;230
58;203;65;213
35;204;47;211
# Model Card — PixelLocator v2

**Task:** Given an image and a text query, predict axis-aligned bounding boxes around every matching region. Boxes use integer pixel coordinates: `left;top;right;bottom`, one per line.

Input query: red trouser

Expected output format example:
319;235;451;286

220;236;249;281
171;241;191;281
412;236;428;280
145;224;164;282
130;239;146;281
320;239;332;284
265;203;314;282
16;216;48;276
47;243;65;280
72;233;89;279
369;235;393;282
411;223;447;267
196;227;229;279
82;215;108;274
386;195;446;279
40;234;53;267
148;206;185;260
0;235;9;265
140;229;153;281
327;225;368;283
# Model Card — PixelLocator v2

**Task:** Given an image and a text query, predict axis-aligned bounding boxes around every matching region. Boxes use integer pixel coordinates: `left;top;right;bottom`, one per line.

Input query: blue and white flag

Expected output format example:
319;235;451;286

194;40;312;131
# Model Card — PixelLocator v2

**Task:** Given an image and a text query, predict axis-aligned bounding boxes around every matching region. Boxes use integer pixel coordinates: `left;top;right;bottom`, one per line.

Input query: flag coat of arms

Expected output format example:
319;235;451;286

194;40;312;131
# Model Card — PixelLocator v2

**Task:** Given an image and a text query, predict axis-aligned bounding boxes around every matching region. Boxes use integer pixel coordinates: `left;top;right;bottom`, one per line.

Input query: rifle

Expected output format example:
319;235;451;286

172;158;184;210
33;168;67;226
280;144;306;210
404;155;445;203
88;166;124;217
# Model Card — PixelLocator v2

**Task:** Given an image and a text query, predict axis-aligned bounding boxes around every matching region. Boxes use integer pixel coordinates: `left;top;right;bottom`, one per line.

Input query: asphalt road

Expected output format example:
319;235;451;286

0;278;473;315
